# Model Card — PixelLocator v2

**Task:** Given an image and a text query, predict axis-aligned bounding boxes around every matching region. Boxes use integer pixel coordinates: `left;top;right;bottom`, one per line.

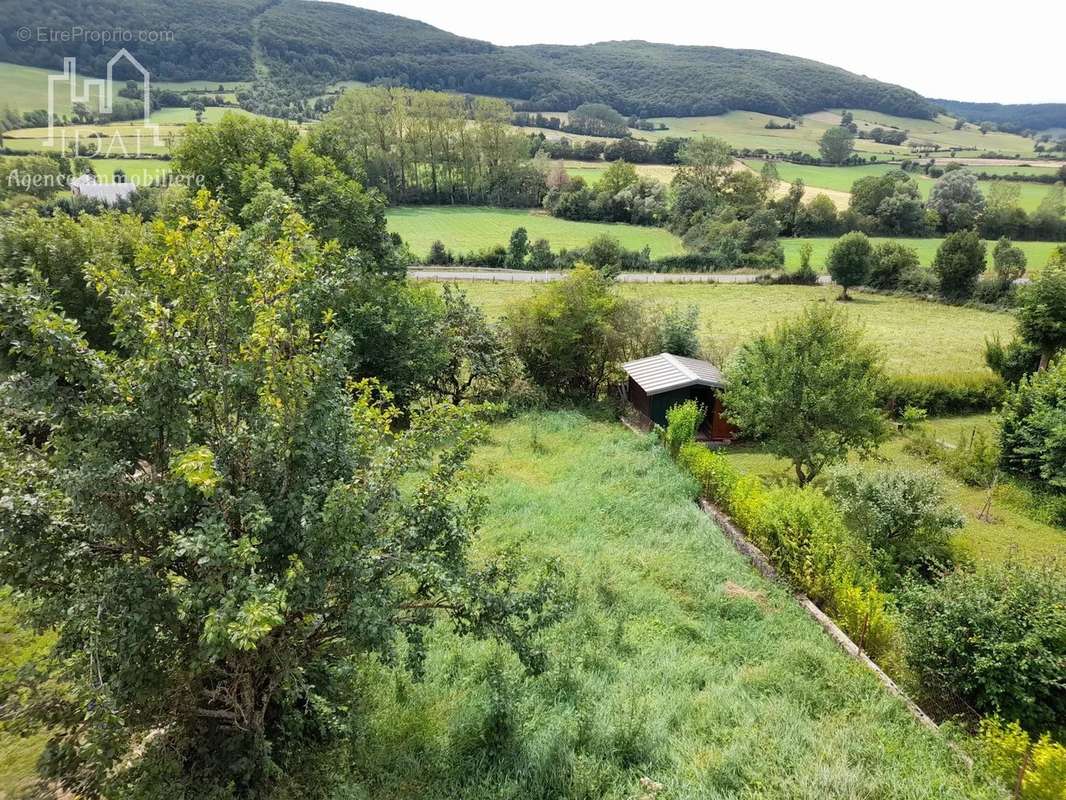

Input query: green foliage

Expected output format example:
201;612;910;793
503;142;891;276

650;304;701;358
0;209;143;349
881;372;1006;416
1017;265;1066;369
676;444;898;659
507;227;529;268
928;171;987;232
976;718;1066;800
0;155;66;201
900;560;1065;737
999;359;1066;489
724;305;887;485
819;126;855;164
934;230;988;300
868;241;920;290
506;266;644;398
946;428;1001;487
824;465;962;583
993;236;1028;282
827;232;873;298
174;114;391;258
664;400;705;456
427;239;452;265
0;192;559;796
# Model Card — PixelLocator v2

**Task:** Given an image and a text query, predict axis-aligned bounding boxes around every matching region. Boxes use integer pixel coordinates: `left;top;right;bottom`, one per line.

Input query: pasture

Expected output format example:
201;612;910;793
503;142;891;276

777;236;1063;274
635;109;1038;158
84;157;171;182
331;409;1003;798
388;205;687;258
438;281;1010;376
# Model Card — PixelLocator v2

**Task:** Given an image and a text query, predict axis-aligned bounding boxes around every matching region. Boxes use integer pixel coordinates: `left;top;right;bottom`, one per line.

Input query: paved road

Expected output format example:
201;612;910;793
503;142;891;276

410;267;833;285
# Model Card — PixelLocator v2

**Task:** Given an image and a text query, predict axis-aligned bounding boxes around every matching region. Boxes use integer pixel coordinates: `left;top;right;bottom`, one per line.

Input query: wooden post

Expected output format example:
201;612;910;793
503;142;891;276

1012;741;1033;800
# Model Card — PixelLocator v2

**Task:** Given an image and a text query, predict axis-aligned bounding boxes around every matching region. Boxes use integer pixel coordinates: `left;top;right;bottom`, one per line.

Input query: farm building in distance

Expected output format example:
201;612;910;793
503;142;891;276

623;353;735;441
71;174;138;205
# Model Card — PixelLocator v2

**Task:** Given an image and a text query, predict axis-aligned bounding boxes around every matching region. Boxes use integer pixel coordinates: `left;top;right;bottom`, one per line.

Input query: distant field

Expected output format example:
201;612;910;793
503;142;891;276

85;158;171;182
388;206;686;258
441;281;1009;376
636;109;1038;158
0;62;102;115
779;236;1062;275
562;160;678;185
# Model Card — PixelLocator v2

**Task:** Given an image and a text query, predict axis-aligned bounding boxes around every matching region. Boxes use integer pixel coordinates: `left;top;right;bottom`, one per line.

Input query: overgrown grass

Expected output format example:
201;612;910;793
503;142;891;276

340;410;1001;798
441;281;1010;376
388;205;686;259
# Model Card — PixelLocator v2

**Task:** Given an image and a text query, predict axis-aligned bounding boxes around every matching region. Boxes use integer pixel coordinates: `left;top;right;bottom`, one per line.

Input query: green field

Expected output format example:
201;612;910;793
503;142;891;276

388;205;687;258
332;409;1003;798
778;236;1063;274
636;109;1038;158
726;414;1064;566
83;157;171;181
0;62;102;115
440;281;1009;376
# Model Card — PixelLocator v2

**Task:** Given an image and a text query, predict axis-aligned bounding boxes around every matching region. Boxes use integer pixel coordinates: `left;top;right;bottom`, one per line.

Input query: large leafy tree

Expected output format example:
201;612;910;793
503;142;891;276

928;170;986;232
818;126;855;164
0;192;557;797
724;305;887;485
999;358;1066;488
933;230;987;300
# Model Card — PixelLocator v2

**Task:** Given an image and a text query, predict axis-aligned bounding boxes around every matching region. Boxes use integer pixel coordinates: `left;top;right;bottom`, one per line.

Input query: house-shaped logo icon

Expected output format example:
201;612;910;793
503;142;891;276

46;48;162;147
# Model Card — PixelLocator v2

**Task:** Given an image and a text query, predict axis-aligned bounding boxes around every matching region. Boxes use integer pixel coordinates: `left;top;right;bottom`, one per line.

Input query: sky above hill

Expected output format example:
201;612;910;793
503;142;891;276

345;0;1063;105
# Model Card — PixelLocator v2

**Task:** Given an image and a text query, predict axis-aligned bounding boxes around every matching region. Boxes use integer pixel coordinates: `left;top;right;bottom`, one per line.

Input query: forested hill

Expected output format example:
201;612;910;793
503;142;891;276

930;99;1066;134
0;0;936;118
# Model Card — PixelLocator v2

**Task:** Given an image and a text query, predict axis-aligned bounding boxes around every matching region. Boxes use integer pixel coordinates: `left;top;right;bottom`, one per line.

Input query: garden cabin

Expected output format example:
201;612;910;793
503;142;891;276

623;353;735;442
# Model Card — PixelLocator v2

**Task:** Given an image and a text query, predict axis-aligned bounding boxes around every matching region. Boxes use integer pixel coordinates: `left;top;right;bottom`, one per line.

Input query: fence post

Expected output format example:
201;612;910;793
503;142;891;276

1012;741;1033;799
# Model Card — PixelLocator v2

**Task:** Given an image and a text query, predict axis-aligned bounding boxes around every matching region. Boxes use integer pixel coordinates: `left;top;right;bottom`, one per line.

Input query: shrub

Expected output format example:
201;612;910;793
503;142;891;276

651;304;701;358
985;334;1041;384
976;718;1066;800
896;265;939;295
507;227;529;268
664;400;705;456
832;581;900;660
825;465;962;583
900;559;1066;736
868;241;920;290
945;428;1000;487
677;443;740;507
427;239;452;265
880;372;1005;416
934;230;987;300
999;360;1066;488
528;238;555;270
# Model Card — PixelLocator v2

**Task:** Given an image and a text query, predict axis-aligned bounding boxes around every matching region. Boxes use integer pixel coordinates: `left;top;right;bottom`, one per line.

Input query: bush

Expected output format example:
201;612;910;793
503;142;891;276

976;718;1066;800
427;239;452;265
900;559;1066;736
676;443;898;660
896;265;939;295
992;236;1027;282
985;334;1041;384
880;372;1005;416
528;238;555;270
934;230;987;300
651;304;701;358
664;400;704;456
868;241;920;290
825;466;962;584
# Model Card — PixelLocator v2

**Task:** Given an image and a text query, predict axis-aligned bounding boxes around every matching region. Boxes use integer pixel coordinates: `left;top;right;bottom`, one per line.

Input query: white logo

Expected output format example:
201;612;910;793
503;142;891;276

46;48;162;149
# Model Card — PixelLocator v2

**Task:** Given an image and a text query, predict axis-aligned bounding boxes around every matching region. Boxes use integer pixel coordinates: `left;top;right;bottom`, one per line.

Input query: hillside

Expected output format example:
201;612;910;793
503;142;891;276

0;0;933;118
932;98;1066;133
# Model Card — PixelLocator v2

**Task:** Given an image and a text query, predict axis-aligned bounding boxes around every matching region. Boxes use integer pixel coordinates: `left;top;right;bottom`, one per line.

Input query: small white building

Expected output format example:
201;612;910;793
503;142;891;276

70;174;137;205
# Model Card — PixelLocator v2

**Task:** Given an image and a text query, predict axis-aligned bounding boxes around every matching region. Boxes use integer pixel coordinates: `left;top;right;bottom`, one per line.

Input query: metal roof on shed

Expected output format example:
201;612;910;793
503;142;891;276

622;353;726;395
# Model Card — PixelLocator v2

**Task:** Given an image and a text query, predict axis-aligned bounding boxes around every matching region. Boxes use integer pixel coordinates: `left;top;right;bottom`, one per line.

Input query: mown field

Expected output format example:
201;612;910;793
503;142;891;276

439;281;1009;376
634;108;1040;158
337;410;1003;798
777;236;1063;274
388;205;687;258
726;413;1064;566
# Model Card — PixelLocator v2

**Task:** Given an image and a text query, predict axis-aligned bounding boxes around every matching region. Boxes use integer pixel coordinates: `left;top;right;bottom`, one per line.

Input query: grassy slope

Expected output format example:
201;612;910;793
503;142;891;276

388;206;686;259
725;415;1064;566
635;109;1038;158
437;281;1008;376
344;410;1000;798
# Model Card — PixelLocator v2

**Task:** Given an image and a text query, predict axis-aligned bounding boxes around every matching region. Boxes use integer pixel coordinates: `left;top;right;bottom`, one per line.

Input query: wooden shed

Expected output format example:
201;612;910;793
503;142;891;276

622;353;735;442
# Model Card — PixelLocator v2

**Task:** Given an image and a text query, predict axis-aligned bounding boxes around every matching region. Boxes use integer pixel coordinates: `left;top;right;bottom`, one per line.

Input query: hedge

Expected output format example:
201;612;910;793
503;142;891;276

880;372;1006;416
677;442;899;659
